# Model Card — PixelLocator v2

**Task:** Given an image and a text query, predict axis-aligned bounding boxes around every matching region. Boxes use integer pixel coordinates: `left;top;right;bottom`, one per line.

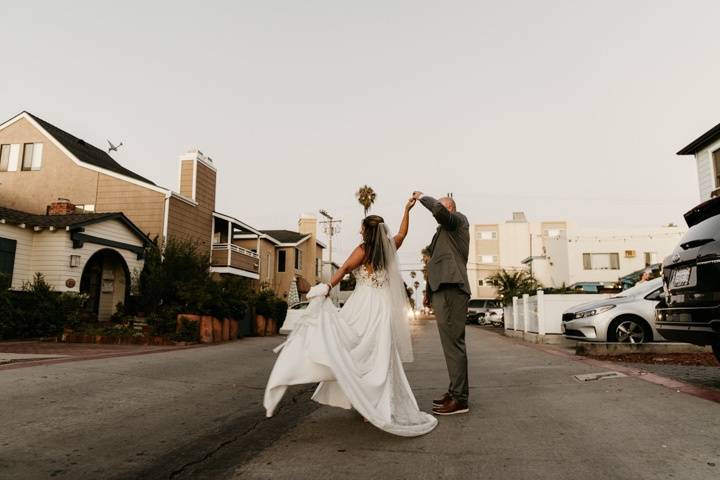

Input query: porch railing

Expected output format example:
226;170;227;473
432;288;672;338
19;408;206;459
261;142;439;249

212;243;259;258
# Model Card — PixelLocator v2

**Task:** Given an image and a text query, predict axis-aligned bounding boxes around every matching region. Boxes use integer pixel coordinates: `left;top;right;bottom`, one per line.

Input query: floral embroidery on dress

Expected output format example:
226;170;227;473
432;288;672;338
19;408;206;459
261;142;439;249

353;266;388;288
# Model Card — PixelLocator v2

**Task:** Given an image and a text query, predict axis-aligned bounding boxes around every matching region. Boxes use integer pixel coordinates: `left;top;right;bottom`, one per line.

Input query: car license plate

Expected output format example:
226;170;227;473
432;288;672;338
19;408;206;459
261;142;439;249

672;268;691;287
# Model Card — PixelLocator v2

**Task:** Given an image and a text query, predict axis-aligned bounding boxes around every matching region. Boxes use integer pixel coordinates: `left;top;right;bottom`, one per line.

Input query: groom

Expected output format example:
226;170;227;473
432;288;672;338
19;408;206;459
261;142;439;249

413;192;470;415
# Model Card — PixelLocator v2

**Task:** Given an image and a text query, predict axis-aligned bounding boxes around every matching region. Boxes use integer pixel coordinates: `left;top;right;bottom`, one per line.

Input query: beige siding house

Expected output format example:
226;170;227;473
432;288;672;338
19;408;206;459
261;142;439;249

0;112;215;250
0;206;150;321
0;111;259;282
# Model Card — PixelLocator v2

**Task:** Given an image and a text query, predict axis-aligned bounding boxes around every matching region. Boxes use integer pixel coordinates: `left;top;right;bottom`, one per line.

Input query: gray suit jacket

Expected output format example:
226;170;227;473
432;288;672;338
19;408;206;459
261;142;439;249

420;196;470;295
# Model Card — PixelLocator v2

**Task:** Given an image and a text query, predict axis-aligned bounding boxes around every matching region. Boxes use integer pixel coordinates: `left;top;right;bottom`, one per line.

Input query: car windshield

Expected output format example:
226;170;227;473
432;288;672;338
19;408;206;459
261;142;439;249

614;278;662;298
678;214;720;249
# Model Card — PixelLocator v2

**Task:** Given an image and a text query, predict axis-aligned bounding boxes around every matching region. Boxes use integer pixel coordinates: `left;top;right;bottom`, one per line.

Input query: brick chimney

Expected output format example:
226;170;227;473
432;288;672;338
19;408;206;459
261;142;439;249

48;199;76;215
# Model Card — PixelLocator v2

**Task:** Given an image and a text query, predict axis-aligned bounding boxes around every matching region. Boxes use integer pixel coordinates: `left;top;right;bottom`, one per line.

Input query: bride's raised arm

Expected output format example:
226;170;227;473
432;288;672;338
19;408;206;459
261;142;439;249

393;197;416;249
327;245;365;289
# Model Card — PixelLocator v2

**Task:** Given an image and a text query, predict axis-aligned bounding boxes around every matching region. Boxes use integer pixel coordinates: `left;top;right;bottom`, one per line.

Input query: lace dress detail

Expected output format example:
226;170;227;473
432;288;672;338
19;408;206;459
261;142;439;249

353;266;389;288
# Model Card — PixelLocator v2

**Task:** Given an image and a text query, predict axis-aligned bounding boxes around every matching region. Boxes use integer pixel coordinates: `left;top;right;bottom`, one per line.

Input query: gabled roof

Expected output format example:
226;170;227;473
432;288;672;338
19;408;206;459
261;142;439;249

23;112;155;184
261;230;311;245
677;120;720;155
0;206;151;245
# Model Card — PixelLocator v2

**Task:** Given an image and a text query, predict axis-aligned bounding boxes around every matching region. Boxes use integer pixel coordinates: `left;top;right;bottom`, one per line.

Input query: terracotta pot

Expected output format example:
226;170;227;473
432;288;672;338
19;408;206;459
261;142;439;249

212;317;222;342
222;319;231;341
200;315;214;343
176;314;201;332
255;315;267;337
265;318;277;336
229;319;239;340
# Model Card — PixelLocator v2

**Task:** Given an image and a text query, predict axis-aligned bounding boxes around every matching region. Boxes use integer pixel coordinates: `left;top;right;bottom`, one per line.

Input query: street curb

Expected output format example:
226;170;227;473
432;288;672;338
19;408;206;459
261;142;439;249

575;342;712;356
502;334;720;404
0;342;214;371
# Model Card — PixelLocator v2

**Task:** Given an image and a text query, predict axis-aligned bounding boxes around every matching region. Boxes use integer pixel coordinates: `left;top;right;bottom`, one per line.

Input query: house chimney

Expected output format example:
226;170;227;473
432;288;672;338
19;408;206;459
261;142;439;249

48;199;76;215
511;212;527;223
298;214;317;239
178;149;216;211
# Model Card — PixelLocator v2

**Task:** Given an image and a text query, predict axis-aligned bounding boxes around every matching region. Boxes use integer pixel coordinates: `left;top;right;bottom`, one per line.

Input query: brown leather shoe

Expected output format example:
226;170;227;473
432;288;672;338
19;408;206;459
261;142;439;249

432;392;451;407
432;399;469;416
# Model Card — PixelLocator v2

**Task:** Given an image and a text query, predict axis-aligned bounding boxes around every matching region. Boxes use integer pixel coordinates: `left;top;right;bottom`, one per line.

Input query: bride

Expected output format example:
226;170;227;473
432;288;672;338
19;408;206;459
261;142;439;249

264;197;437;437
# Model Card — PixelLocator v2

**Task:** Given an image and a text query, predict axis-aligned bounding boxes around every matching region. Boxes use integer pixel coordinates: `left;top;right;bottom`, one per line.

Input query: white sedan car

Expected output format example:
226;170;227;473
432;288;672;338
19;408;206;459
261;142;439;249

561;277;665;343
280;301;342;334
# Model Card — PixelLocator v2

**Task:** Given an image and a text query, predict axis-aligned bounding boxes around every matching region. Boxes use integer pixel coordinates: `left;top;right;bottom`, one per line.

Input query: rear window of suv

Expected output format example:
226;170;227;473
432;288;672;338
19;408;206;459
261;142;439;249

679;214;720;246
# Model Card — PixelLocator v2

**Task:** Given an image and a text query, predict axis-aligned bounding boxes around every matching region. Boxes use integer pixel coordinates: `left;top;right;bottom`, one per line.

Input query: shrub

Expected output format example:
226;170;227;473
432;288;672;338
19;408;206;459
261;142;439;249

173;317;201;342
0;274;88;340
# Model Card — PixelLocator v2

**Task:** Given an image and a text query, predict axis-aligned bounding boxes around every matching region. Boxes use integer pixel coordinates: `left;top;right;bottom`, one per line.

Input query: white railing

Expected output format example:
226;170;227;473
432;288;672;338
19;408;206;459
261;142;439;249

212;243;259;259
505;291;611;335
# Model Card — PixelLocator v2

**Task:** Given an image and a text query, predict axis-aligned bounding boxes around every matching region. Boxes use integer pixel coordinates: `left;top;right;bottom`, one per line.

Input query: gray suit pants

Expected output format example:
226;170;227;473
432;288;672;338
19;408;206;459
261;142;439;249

431;285;469;404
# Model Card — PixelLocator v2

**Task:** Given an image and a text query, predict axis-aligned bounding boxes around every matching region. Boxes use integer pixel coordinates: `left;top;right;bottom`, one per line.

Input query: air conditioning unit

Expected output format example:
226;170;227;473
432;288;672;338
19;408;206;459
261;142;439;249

624;250;636;258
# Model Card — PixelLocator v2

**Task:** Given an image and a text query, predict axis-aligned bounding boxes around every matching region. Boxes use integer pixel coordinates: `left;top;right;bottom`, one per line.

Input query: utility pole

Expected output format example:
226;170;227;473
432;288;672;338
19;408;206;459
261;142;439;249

319;209;342;301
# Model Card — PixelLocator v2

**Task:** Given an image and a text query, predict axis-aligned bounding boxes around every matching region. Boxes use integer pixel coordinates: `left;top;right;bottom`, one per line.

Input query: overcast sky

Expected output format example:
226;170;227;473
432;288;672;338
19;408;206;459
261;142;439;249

2;0;717;272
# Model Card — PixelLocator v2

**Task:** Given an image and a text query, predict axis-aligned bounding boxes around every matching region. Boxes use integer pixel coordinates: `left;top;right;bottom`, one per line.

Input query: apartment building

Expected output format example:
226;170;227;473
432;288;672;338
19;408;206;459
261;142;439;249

468;212;684;298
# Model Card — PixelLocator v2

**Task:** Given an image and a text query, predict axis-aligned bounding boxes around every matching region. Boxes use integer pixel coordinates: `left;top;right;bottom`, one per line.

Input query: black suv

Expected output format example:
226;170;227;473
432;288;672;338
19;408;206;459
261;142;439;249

656;196;720;362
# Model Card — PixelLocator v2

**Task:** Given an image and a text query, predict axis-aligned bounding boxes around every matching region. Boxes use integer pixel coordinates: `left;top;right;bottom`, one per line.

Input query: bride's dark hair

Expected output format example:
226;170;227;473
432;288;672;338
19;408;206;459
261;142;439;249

361;215;386;272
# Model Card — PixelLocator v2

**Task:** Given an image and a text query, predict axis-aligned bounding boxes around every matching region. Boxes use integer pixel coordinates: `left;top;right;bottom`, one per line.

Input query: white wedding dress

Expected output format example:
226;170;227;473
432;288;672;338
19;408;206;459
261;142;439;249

264;266;438;437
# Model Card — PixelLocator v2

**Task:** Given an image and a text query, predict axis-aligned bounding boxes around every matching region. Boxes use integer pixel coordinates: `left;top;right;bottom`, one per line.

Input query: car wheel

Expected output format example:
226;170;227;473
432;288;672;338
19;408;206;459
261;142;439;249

713;344;720;364
607;316;653;344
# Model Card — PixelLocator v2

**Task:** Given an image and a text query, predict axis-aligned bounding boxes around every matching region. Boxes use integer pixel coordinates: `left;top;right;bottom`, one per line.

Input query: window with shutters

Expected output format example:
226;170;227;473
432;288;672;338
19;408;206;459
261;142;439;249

20;143;43;171
0;144;10;172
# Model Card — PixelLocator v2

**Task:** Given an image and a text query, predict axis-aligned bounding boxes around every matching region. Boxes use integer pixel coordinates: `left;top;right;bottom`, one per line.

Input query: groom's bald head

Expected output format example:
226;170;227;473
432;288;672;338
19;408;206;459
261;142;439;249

439;197;456;213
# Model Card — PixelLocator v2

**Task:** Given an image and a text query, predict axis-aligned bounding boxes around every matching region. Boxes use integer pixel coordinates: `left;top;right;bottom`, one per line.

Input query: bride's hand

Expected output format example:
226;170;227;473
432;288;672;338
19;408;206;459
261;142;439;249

405;197;416;211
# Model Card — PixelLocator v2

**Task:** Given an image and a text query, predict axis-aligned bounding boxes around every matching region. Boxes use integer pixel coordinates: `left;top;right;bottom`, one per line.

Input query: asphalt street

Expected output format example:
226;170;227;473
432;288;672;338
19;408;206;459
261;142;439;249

1;319;718;480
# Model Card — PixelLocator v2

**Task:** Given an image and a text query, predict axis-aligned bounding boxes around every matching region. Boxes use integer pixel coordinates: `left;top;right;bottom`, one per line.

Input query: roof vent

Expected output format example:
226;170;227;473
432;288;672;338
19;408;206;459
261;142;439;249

511;212;527;222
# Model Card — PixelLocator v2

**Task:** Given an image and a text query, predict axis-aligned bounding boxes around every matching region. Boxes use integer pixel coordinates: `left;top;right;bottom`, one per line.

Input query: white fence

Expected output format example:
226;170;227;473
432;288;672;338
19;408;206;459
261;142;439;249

505;291;612;335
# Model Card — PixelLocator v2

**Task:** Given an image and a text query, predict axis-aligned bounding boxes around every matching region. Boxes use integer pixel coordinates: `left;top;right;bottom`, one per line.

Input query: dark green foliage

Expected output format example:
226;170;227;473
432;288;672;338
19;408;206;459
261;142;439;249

0;273;88;340
137;237;255;323
173;316;201;342
138;237;213;315
487;269;542;305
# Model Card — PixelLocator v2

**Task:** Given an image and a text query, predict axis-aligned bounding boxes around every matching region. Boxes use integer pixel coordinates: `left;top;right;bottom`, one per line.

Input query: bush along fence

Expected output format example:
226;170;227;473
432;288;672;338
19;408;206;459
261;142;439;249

1;238;289;344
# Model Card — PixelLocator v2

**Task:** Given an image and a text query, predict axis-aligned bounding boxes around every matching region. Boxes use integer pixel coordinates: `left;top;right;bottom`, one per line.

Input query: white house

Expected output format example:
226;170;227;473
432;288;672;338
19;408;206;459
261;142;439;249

677;121;720;200
525;225;684;289
467;212;685;297
0;203;150;321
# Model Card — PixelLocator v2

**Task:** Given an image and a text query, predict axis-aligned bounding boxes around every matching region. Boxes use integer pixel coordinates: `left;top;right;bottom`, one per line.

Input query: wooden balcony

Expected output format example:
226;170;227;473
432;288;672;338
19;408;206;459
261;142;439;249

211;243;260;279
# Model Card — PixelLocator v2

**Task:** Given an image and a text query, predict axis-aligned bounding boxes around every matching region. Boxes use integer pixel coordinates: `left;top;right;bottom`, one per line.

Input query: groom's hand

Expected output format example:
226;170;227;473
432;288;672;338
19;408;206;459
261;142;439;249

412;191;423;200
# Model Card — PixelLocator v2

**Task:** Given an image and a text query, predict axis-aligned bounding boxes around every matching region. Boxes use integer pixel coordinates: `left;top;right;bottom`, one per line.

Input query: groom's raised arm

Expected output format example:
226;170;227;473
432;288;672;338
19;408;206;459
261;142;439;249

418;195;461;230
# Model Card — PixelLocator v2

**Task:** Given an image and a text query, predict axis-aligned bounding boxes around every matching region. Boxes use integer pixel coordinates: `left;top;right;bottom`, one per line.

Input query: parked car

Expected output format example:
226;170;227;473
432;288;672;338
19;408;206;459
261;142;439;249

561;277;665;343
279;301;310;334
280;300;341;334
467;299;504;325
656;197;720;362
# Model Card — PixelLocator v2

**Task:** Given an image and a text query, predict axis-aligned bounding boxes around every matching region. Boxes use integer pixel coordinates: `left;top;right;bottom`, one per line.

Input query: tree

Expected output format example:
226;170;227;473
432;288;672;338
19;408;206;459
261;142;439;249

486;269;542;305
356;185;377;216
